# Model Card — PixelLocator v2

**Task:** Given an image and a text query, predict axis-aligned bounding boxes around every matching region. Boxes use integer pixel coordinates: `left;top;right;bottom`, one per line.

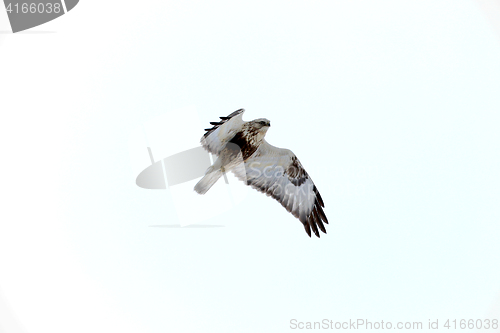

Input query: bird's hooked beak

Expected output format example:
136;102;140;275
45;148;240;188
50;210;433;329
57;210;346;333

267;121;271;127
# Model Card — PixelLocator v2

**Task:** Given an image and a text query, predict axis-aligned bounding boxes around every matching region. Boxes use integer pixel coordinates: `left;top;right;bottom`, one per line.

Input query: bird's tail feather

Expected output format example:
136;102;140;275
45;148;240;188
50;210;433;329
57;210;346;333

194;167;222;194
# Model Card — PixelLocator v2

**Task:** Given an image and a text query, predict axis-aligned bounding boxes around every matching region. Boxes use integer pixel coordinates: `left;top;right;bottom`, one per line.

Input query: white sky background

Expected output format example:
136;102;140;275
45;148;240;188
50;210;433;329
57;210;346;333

1;1;500;332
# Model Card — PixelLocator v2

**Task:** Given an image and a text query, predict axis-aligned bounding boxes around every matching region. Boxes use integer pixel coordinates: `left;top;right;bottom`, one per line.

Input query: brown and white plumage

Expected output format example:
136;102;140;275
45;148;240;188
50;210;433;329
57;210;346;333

195;108;328;238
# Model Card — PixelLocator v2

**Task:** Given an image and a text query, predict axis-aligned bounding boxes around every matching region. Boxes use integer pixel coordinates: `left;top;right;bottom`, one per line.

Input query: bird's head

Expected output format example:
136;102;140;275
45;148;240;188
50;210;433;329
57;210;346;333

250;118;271;131
249;118;271;140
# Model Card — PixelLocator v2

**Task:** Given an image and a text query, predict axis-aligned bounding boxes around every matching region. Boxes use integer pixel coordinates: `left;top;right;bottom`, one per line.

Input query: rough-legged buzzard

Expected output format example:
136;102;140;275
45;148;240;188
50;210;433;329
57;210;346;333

194;109;328;238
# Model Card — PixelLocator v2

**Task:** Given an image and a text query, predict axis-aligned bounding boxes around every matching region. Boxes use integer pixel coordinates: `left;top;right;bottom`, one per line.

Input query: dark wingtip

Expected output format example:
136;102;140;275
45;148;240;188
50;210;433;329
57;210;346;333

310;219;320;238
313;208;327;234
304;223;312;237
317;204;328;224
313;185;325;207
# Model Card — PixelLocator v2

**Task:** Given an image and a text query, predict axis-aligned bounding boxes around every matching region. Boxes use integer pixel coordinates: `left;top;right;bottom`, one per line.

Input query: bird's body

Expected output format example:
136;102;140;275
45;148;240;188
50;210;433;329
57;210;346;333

194;108;328;237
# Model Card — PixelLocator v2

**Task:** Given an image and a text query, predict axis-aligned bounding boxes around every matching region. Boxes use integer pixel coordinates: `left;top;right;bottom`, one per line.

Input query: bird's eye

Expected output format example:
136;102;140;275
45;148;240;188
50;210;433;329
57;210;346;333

259;121;265;125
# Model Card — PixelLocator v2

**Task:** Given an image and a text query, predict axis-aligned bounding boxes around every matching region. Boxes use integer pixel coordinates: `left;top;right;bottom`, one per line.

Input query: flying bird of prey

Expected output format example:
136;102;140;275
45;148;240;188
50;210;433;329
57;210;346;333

194;108;328;237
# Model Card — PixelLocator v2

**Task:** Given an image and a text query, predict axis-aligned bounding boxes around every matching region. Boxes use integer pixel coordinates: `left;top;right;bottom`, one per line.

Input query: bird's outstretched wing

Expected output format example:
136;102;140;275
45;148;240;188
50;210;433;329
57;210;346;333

231;140;328;237
201;108;245;156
